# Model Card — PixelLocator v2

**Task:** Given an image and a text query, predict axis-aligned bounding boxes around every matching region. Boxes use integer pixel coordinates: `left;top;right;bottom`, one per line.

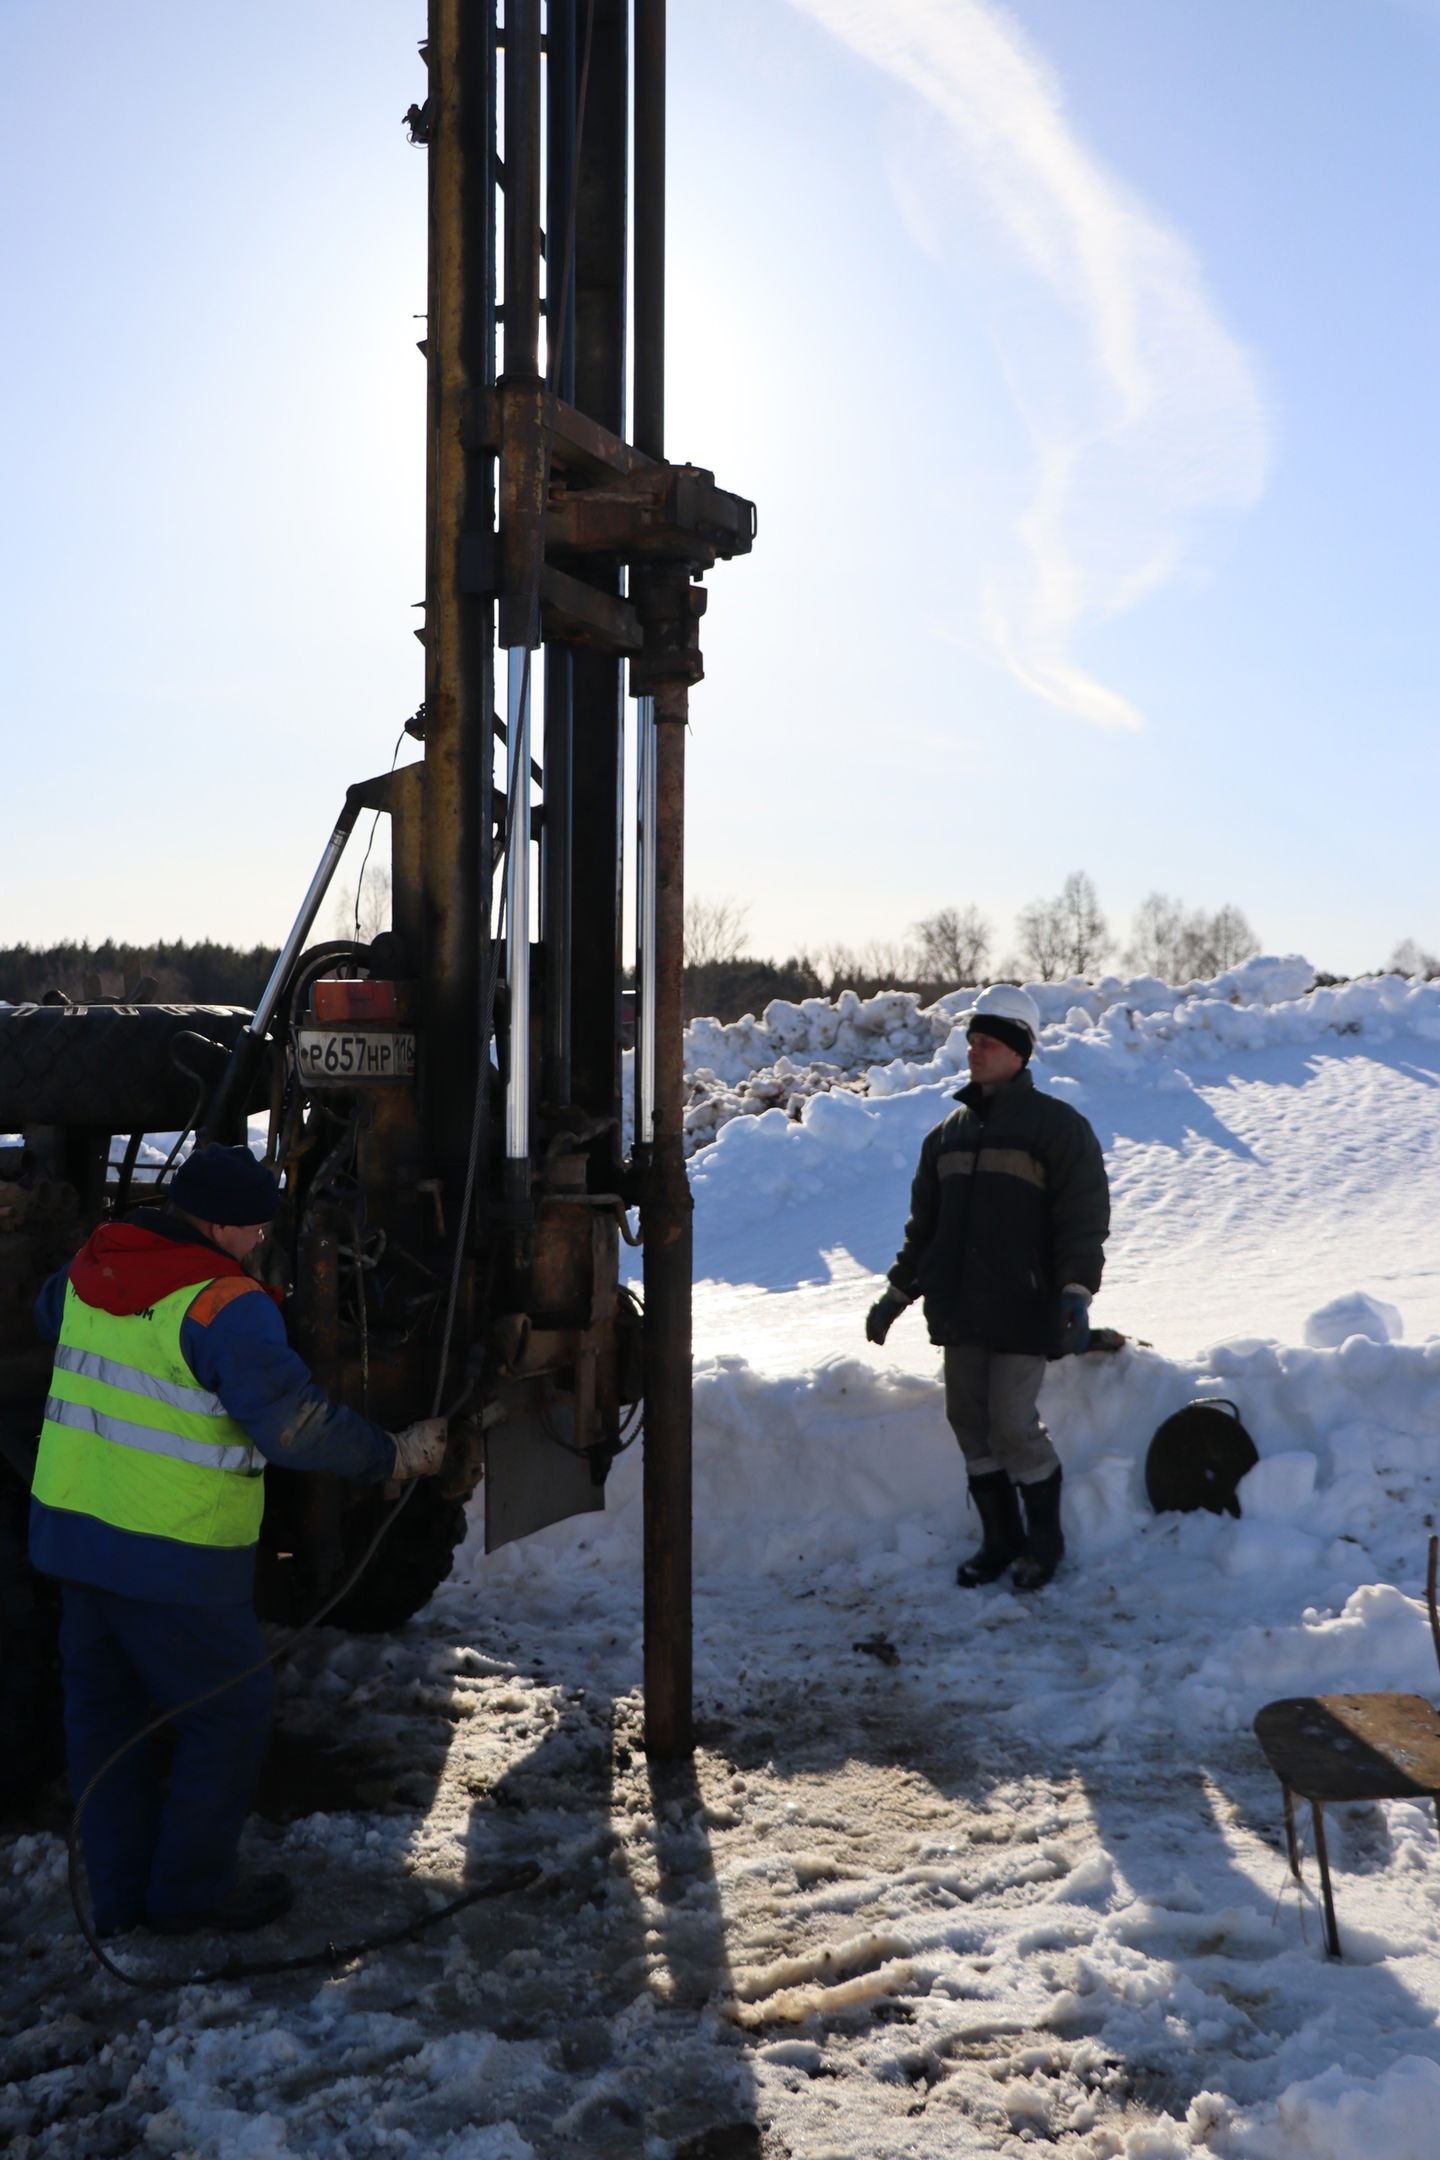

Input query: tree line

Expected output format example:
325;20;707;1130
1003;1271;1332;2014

4;900;1437;1025
681;874;1264;1015
0;941;280;1006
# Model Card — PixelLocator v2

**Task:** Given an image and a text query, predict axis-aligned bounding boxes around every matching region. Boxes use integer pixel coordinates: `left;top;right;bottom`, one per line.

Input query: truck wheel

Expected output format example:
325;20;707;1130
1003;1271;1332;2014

326;1481;469;1633
0;1004;267;1131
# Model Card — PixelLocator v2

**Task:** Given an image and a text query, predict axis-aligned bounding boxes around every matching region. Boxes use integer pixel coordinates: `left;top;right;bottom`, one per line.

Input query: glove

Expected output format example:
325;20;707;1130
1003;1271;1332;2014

390;1417;448;1480
865;1288;909;1346
1056;1287;1092;1357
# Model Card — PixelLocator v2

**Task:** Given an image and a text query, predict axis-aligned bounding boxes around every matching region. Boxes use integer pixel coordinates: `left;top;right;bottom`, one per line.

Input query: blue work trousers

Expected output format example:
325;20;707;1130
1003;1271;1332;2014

58;1585;273;1933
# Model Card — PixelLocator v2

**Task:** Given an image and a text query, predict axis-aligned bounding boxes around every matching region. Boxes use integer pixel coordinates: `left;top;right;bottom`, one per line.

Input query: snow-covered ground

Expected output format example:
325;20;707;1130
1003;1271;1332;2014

9;963;1440;2157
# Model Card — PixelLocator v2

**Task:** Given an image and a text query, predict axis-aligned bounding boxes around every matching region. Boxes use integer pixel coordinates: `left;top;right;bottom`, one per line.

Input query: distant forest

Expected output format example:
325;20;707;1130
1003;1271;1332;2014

1;916;1429;1023
0;937;891;1021
0;941;281;1007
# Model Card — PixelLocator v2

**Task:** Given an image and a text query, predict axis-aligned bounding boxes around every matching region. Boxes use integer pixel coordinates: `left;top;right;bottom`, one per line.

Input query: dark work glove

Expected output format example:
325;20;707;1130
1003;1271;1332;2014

865;1289;909;1346
1055;1288;1092;1357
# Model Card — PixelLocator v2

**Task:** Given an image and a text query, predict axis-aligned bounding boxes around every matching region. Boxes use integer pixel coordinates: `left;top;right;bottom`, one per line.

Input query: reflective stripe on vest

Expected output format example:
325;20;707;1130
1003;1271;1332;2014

42;1391;257;1476
52;1342;227;1419
32;1277;265;1551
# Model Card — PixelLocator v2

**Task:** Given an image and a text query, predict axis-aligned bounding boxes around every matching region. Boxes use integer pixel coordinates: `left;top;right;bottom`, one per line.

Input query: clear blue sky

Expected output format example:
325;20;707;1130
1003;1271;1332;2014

4;0;1438;975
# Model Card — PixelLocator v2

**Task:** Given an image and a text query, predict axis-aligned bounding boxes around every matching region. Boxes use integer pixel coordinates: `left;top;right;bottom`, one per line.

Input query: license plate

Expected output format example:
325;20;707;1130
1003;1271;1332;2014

295;1028;416;1084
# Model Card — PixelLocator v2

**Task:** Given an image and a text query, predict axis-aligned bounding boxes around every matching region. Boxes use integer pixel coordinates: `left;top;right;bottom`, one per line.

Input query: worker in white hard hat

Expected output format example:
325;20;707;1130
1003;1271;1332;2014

866;985;1109;1590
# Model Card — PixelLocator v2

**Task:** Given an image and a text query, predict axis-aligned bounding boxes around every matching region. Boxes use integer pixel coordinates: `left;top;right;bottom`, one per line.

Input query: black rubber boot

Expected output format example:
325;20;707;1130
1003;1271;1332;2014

956;1471;1025;1587
147;1871;294;1937
1012;1467;1064;1591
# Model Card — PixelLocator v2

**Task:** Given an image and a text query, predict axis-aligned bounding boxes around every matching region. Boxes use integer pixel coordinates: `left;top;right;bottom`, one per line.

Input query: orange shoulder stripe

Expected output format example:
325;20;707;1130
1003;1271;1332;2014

187;1276;266;1327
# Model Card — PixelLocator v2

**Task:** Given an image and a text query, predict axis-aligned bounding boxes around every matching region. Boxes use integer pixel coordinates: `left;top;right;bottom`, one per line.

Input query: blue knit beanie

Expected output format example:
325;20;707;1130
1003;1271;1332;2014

170;1144;280;1226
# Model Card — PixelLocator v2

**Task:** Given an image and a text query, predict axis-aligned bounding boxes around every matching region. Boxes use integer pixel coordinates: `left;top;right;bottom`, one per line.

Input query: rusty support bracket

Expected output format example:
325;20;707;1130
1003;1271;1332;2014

546;463;756;566
538;564;642;652
346;765;421;815
470;382;654;482
630;572;707;694
476;375;751;657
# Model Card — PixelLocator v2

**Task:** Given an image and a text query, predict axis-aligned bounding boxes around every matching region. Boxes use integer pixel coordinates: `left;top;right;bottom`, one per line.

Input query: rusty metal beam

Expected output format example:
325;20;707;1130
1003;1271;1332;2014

471;382;652;480
541;5;579;1109
538;564;641;651
566;0;628;1162
421;0;494;1221
633;0;665;462
502;0;542;384
633;0;691;1766
545;463;756;563
545;398;649;479
642;674;692;1760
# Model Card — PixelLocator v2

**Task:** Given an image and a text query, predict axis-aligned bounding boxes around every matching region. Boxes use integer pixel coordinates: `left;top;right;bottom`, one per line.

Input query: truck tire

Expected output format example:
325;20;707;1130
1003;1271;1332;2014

0;1466;64;1805
326;1481;468;1633
0;1004;269;1131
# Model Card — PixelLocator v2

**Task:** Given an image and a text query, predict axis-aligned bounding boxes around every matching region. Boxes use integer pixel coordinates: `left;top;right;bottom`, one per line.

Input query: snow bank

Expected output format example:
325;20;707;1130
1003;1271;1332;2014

674;960;1440;1155
1229;2055;1440;2160
1304;1290;1403;1348
463;1325;1440;1736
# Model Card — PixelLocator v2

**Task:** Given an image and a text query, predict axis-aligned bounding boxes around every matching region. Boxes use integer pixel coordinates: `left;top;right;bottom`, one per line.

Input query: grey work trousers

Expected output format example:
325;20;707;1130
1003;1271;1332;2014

942;1346;1058;1485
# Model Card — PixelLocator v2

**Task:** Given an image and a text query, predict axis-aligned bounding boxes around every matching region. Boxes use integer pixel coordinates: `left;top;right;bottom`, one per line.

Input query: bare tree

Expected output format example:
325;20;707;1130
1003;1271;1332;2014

858;939;920;989
1056;871;1109;976
1172;918;1215;980
1017;871;1108;981
1124;893;1259;981
684;895;752;969
912;904;993;986
1014;897;1068;983
1204;904;1259;972
1125;892;1186;979
332;863;392;945
1390;938;1440;979
818;940;920;996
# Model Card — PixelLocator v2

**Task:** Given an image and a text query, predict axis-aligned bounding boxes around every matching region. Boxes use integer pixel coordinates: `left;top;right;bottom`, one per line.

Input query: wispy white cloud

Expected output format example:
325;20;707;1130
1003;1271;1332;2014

788;0;1270;729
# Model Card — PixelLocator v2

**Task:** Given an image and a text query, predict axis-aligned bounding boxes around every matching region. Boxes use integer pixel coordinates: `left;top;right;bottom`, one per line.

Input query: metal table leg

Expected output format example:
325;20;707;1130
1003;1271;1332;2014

1311;1801;1341;1959
1282;1783;1301;1881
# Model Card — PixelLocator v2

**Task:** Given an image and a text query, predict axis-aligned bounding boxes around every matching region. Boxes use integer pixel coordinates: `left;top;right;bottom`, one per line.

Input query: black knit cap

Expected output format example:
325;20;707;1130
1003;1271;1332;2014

967;1013;1034;1065
170;1144;280;1226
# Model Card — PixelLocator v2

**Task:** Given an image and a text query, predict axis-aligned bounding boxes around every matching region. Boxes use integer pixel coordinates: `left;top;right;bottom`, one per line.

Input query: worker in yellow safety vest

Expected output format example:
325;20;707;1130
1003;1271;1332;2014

30;1142;446;1938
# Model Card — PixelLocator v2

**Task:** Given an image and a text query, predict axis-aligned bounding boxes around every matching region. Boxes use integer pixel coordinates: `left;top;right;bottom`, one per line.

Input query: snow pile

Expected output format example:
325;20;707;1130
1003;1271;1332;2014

672;963;1440;1357
473;1323;1440;1725
680;989;945;1153
675;959;1440;1155
686;987;951;1089
1232;2056;1440;2160
932;948;1317;1024
875;964;1440;1099
685;952;1319;1094
1304;1290;1403;1348
682;1051;871;1153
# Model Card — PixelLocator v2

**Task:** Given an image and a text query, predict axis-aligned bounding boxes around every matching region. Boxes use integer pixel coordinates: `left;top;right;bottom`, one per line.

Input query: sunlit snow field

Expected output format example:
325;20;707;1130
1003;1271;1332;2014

9;959;1440;2158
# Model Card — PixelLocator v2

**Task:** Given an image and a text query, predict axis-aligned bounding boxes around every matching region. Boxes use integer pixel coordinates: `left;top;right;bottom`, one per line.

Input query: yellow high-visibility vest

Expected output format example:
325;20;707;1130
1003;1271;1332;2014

32;1279;264;1550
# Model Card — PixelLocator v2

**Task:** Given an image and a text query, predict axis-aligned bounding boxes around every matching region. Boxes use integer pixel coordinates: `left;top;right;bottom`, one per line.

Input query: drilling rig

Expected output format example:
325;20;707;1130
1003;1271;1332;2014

0;0;753;1789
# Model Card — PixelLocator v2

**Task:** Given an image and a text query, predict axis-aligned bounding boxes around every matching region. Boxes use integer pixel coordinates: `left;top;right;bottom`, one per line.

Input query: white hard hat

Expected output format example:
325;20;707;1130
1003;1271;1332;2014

970;984;1041;1047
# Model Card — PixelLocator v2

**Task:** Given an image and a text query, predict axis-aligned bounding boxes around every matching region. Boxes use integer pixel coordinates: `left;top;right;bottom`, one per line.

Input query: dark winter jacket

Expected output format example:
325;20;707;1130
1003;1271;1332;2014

29;1211;395;1603
887;1072;1109;1356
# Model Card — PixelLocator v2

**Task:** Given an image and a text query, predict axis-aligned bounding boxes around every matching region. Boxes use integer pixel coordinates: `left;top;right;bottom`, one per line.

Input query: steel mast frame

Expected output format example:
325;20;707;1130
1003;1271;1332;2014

421;0;754;1756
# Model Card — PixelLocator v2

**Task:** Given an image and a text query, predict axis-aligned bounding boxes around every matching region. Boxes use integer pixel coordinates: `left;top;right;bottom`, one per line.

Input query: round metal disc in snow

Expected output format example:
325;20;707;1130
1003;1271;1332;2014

1145;1399;1258;1518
